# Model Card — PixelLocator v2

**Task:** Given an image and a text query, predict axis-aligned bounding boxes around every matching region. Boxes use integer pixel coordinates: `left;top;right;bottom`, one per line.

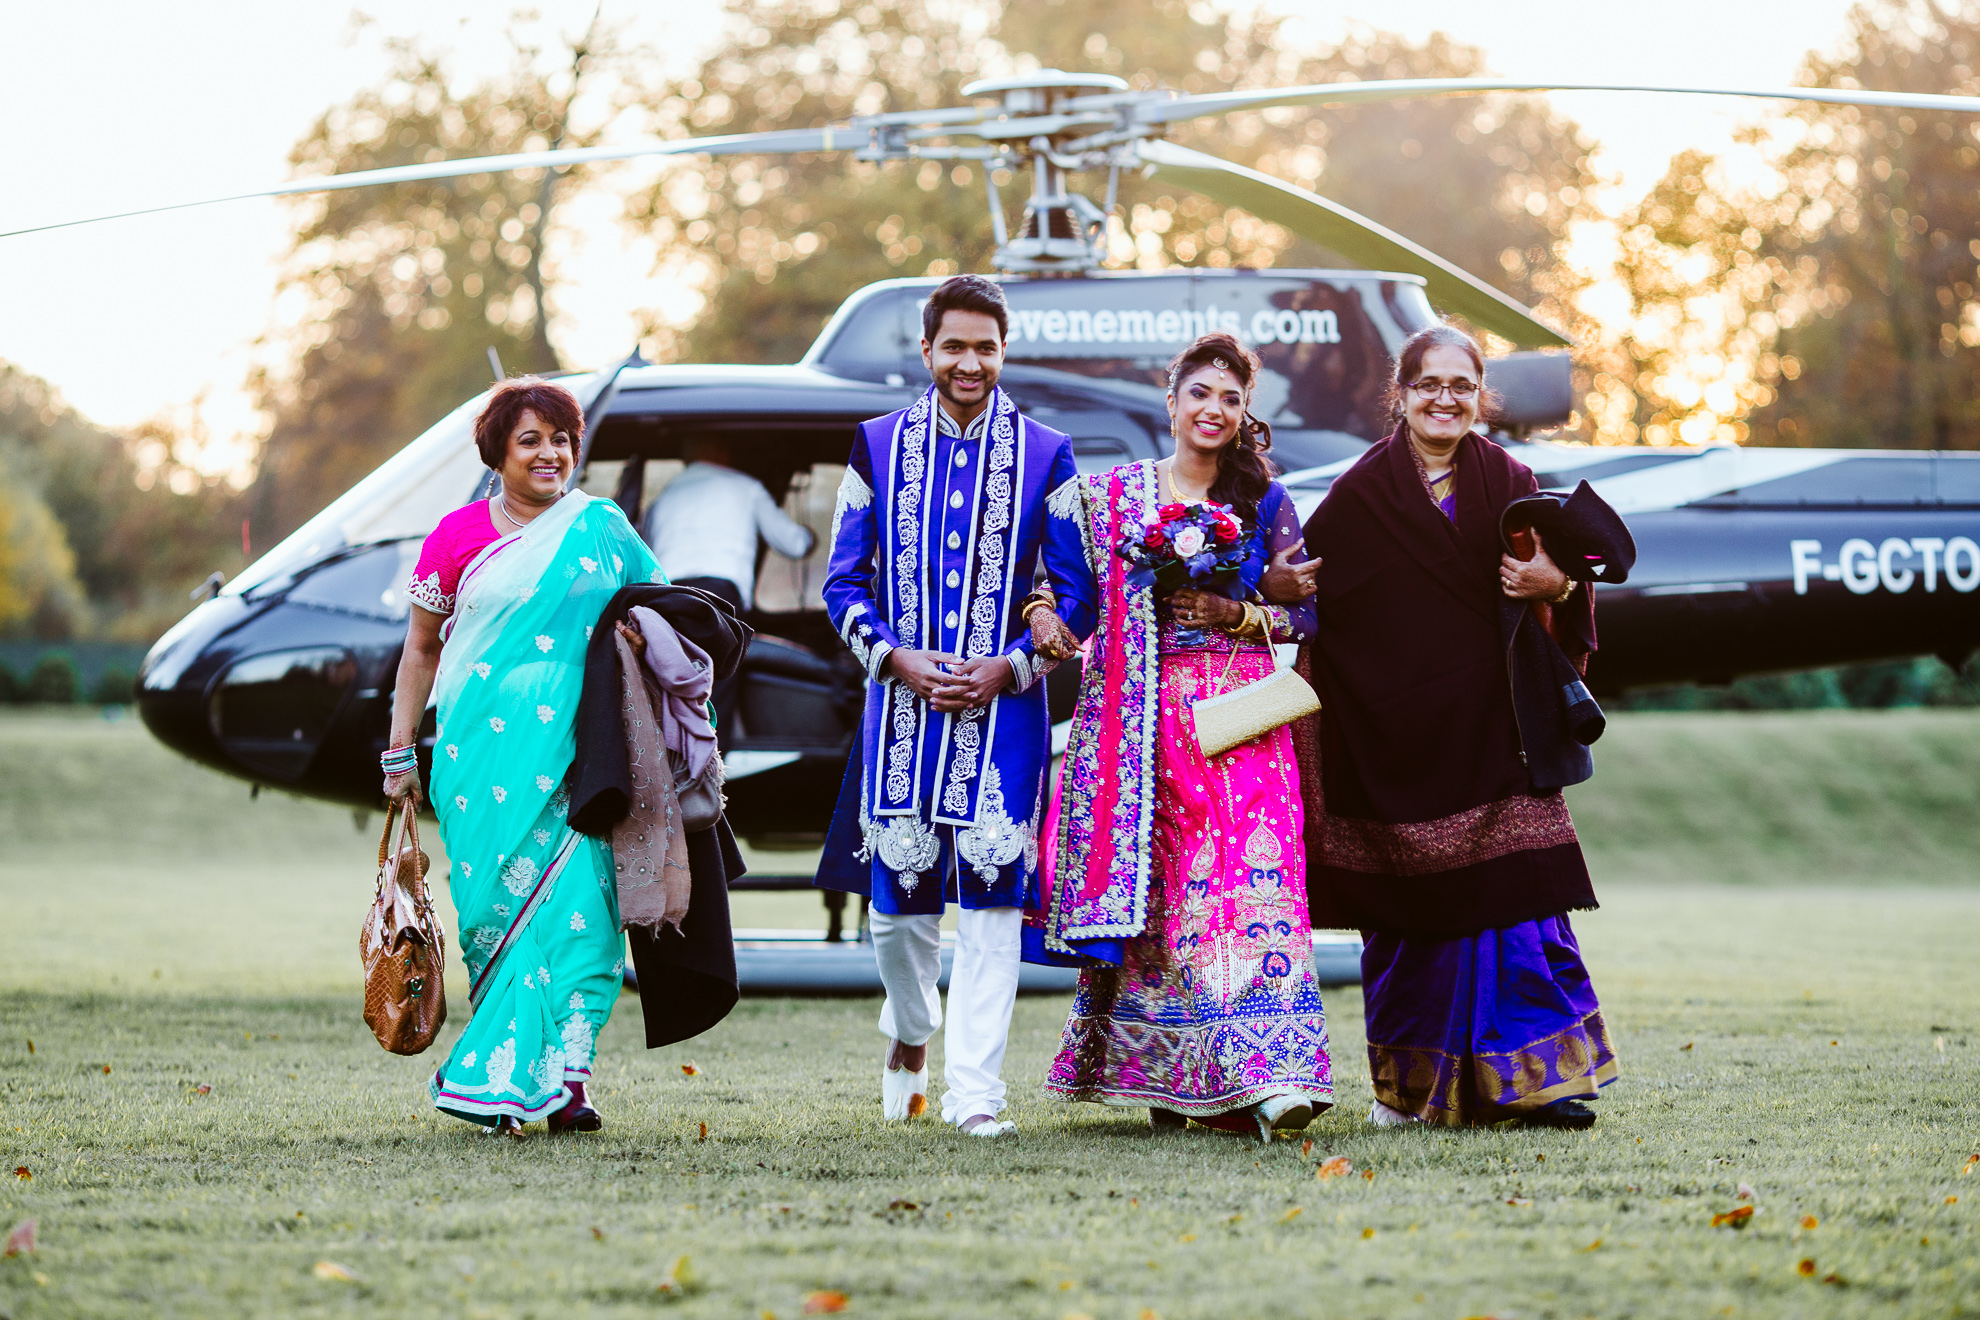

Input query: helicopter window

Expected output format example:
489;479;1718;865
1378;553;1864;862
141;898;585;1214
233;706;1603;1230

286;541;419;621
208;646;357;782
1936;454;1980;503
752;463;842;613
1693;457;1940;507
1071;437;1135;474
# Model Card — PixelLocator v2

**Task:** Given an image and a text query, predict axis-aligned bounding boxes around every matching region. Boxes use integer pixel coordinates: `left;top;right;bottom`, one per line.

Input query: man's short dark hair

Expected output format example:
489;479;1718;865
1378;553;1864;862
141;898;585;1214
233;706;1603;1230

922;274;1009;344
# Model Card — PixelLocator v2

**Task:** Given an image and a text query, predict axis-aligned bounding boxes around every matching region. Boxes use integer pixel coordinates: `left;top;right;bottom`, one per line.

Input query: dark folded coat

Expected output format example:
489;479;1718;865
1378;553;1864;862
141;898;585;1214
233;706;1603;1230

1296;428;1599;939
568;583;753;1047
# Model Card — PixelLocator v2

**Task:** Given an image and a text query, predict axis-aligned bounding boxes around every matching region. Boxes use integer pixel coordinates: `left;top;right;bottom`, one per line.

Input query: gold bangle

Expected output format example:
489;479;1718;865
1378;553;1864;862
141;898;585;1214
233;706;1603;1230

1549;578;1577;605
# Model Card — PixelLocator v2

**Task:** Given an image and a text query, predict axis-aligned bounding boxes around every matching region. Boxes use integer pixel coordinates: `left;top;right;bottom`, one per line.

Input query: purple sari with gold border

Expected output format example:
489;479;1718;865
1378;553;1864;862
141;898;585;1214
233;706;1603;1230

1297;427;1618;1125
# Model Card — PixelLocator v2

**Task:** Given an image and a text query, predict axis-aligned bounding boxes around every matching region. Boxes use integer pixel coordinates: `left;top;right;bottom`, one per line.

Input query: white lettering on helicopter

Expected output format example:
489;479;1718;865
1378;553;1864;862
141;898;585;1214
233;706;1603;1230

1003;303;1340;348
1790;537;1980;595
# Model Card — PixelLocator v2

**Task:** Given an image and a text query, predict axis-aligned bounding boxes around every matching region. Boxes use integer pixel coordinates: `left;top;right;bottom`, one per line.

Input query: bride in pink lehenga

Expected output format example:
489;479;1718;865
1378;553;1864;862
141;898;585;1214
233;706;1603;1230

1024;333;1333;1140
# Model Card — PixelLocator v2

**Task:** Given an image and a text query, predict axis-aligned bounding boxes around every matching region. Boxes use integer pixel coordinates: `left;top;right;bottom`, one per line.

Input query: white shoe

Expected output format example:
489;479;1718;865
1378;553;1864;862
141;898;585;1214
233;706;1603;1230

1253;1094;1315;1143
959;1115;1015;1138
1368;1100;1418;1128
882;1062;928;1121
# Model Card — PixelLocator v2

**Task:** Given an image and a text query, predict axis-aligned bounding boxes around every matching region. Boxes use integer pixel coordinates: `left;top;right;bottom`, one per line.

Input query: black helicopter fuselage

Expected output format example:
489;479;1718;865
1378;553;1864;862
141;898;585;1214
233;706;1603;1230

137;270;1980;841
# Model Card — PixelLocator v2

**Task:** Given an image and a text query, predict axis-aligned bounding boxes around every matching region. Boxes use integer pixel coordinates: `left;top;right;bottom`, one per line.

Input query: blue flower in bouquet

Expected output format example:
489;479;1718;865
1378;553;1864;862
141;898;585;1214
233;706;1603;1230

1117;500;1249;597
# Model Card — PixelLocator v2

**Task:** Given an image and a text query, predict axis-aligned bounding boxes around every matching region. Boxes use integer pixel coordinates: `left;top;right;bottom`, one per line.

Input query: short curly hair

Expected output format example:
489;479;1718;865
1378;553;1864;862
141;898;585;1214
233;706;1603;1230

472;376;585;469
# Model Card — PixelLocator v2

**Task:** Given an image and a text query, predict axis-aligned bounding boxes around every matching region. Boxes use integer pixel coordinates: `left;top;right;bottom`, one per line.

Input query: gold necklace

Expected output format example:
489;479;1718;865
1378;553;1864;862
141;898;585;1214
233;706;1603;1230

1160;459;1210;503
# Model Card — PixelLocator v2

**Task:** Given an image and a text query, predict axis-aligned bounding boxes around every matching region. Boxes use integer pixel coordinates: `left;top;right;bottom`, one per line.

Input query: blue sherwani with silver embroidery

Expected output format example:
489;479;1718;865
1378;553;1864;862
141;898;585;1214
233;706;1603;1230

817;385;1097;914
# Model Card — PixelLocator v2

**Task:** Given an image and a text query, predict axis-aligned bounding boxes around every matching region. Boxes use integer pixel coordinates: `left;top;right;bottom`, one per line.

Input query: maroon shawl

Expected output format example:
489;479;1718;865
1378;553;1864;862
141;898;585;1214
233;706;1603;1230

1294;427;1596;939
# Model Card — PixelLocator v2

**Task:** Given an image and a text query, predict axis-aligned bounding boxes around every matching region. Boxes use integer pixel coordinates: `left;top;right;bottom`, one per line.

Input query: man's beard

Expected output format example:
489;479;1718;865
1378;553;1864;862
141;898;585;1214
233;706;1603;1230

934;369;996;413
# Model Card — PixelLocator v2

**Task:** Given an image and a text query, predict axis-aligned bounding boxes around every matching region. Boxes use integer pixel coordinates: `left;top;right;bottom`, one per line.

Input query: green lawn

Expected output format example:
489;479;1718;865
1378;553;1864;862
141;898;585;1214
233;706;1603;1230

1;711;1977;1319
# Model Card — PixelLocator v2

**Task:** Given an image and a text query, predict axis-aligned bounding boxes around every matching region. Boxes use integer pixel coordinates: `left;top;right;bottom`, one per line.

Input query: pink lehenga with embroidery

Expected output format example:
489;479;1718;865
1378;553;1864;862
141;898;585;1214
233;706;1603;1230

1030;461;1333;1122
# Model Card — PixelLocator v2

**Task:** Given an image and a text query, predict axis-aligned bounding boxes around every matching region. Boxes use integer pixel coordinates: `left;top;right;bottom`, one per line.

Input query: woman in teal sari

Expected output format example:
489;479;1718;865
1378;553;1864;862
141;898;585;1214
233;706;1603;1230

384;376;661;1138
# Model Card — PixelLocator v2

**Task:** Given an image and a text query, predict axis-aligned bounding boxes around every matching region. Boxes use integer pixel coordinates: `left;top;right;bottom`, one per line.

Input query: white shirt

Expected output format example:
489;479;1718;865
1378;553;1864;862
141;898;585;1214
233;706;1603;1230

642;462;815;608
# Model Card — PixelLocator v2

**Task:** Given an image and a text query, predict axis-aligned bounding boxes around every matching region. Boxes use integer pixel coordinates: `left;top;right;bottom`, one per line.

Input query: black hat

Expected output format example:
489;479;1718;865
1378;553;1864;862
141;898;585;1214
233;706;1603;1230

1500;480;1637;585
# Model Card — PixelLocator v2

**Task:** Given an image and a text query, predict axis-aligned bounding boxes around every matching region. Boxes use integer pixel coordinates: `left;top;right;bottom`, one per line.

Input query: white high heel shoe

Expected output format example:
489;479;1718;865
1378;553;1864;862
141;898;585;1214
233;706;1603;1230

1252;1094;1315;1143
881;1053;928;1121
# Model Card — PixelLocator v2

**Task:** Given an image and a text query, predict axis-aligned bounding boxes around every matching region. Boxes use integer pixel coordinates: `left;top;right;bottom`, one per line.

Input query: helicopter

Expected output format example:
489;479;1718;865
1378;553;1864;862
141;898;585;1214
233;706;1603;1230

14;69;1979;974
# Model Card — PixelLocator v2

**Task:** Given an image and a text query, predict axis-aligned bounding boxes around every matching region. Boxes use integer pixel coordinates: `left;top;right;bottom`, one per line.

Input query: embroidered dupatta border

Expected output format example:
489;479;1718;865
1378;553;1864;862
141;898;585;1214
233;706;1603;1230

467;830;582;1008
1044;461;1161;951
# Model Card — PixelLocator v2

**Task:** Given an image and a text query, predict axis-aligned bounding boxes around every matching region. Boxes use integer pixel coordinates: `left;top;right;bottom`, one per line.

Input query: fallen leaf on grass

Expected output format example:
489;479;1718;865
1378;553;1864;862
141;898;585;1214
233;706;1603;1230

656;1254;701;1295
1315;1157;1353;1180
1680;1042;1693;1051
1710;1206;1756;1229
802;1290;848;1313
100;1064;111;1074
1946;1196;1959;1205
1796;1259;1816;1277
1800;1216;1819;1230
590;1226;605;1240
681;1062;700;1077
194;1084;211;1095
888;1199;919;1212
697;1122;708;1142
1505;1198;1533;1208
5;1220;36;1256
12;1167;28;1180
1300;1139;1314;1158
1962;1154;1978;1176
1360;1227;1376;1239
1821;1272;1846;1287
1736;1182;1756;1201
1582;1238;1602;1252
1280;1207;1303;1223
1362;1169;1375;1182
311;1261;355;1282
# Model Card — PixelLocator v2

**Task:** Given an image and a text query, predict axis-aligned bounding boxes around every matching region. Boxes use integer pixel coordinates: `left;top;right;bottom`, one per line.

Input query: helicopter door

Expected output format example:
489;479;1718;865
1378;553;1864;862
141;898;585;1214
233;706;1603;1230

208;646;358;781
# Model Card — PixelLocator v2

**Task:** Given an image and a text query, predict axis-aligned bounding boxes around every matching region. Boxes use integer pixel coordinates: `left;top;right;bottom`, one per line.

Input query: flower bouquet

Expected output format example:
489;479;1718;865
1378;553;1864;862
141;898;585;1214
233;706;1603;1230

1117;501;1249;598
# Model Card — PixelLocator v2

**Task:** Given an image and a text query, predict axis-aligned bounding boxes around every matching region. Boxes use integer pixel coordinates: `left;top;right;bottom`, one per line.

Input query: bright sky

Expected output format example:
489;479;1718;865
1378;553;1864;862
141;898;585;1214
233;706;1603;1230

0;0;1862;469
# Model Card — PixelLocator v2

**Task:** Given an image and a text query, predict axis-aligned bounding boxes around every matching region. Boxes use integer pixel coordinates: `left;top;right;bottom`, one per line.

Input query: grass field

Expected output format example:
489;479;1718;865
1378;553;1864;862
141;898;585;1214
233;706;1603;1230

2;710;1977;1319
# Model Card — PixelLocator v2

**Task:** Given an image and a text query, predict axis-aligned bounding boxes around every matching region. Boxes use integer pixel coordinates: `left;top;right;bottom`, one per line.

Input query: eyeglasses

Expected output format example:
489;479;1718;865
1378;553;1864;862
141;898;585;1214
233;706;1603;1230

1408;379;1479;400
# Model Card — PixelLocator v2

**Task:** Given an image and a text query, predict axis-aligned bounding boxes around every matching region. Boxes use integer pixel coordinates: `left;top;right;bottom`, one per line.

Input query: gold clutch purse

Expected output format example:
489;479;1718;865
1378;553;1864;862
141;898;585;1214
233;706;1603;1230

1193;642;1321;758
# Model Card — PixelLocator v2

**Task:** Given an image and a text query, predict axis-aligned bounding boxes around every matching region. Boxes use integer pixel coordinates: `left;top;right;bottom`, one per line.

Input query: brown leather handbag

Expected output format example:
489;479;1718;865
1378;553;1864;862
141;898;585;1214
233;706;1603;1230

360;801;448;1055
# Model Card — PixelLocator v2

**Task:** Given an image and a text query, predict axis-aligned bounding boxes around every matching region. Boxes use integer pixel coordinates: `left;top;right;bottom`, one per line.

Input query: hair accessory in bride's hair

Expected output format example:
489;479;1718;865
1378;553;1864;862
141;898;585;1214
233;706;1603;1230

1213;357;1230;371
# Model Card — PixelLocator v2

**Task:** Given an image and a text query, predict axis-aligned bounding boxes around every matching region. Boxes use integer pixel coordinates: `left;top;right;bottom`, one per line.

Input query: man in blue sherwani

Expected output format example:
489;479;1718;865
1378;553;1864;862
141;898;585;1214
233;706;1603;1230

819;274;1095;1138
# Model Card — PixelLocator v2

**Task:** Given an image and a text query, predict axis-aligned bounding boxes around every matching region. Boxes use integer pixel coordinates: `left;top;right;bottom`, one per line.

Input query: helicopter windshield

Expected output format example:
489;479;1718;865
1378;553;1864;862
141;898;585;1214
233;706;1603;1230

224;372;600;598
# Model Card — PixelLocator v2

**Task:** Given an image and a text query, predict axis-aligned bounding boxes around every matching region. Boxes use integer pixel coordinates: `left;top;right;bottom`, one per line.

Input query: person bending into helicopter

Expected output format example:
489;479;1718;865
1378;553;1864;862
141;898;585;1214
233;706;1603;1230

1273;325;1619;1130
384;377;664;1139
641;434;815;738
816;274;1096;1138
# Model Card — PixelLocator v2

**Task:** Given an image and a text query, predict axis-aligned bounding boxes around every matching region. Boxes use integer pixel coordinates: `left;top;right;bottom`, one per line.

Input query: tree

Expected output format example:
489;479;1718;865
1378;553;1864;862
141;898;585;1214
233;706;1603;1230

629;1;1598;369
249;25;633;543
0;360;247;639
1592;0;1980;450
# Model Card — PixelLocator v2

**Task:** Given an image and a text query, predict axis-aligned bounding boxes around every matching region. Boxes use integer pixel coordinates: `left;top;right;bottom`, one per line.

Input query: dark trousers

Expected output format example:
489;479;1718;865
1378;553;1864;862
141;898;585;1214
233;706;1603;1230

674;577;746;746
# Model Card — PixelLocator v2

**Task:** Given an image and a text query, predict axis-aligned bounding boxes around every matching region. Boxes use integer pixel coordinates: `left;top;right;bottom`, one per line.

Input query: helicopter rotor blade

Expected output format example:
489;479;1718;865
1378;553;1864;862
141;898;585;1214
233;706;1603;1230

1136;77;1980;125
1136;139;1569;349
0;126;843;239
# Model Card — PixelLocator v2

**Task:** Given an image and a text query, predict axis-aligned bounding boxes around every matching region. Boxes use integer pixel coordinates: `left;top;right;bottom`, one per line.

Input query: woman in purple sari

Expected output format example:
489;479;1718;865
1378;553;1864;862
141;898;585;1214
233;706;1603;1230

1291;325;1618;1129
1030;334;1334;1141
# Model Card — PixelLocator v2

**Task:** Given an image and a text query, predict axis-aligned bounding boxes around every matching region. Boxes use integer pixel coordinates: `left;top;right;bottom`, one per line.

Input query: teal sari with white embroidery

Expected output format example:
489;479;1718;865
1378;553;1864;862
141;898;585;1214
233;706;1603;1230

426;491;660;1126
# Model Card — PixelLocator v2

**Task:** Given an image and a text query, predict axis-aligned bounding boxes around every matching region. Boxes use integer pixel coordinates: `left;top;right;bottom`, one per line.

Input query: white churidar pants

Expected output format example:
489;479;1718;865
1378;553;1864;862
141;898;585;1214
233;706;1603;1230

870;906;1022;1124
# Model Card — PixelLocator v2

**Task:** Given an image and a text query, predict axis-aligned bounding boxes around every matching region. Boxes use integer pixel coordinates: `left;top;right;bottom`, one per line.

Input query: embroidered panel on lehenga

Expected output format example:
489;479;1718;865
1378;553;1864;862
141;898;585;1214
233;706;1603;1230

1045;646;1333;1117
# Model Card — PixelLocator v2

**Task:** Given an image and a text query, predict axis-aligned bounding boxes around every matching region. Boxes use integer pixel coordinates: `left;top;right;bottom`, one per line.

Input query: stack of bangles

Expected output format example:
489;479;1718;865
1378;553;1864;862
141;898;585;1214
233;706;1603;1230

1232;601;1270;640
380;744;418;778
